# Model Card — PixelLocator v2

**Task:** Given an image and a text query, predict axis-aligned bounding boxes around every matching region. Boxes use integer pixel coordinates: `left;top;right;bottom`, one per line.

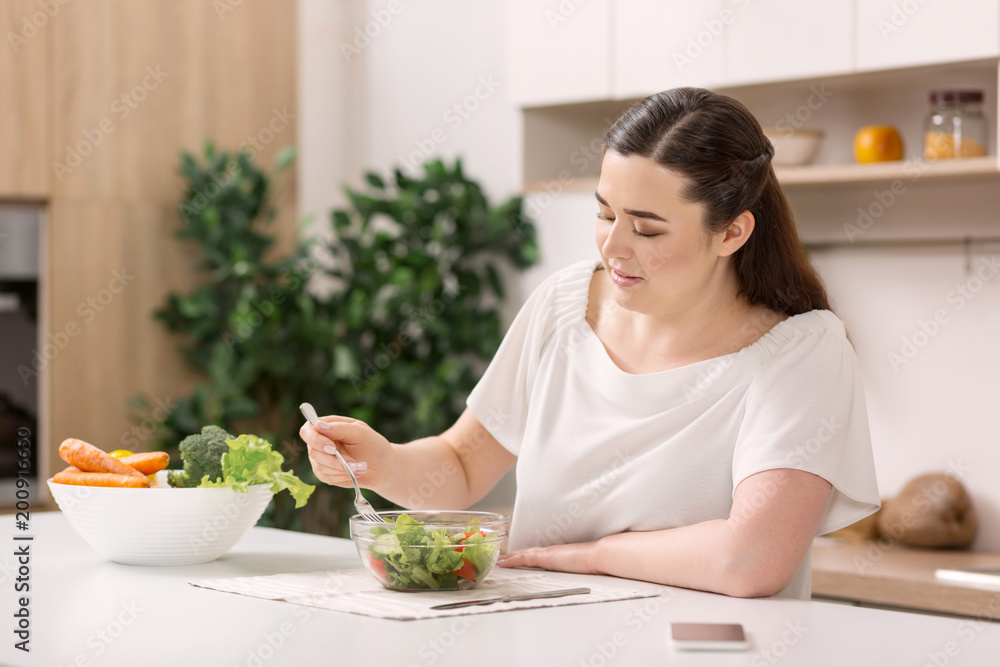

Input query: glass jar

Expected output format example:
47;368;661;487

924;90;988;160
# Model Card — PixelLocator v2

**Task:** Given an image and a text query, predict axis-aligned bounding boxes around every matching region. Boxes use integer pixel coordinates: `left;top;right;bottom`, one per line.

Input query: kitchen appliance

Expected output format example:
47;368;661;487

0;205;42;506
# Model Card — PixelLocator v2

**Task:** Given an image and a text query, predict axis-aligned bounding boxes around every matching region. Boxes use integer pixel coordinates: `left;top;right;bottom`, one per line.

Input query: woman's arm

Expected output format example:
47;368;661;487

301;408;516;510
498;468;832;598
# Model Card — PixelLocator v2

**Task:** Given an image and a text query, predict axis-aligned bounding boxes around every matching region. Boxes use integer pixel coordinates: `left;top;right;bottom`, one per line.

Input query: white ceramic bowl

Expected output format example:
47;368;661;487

762;128;824;166
47;471;274;566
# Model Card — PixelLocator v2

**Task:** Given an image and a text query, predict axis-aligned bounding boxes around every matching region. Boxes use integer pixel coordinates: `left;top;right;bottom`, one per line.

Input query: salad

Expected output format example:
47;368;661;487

363;514;500;591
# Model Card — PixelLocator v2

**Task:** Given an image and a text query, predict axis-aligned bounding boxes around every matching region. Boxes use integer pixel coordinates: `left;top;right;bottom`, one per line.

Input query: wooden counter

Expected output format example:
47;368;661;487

811;538;1000;620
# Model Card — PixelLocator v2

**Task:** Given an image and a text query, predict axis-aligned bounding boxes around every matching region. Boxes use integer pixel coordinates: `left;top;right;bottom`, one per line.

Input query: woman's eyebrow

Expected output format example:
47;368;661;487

594;191;668;222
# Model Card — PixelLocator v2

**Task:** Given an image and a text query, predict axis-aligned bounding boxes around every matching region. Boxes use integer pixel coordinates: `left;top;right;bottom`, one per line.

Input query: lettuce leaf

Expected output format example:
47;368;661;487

199;434;315;508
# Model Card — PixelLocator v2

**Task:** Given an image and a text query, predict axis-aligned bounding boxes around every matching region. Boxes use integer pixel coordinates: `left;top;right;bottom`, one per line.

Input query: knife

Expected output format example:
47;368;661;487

429;587;591;610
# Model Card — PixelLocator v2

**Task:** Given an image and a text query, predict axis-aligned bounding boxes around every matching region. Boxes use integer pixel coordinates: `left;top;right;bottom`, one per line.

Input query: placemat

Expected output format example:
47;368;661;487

189;567;659;620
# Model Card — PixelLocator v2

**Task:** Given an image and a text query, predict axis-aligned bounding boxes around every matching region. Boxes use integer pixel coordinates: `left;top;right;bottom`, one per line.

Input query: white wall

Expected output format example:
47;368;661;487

359;4;518;197
299;0;525;511
298;0;368;229
813;245;1000;550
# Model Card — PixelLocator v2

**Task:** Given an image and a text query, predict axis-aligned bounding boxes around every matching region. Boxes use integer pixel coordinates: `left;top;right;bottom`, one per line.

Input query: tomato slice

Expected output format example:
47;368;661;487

454;560;477;582
368;552;387;580
455;530;485;552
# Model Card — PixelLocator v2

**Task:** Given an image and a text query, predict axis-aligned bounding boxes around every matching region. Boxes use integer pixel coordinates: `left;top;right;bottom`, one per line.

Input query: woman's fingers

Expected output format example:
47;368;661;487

306;449;361;487
299;417;375;452
497;543;599;575
299;415;391;488
300;421;359;462
300;421;358;486
497;547;545;569
317;416;380;447
306;446;363;487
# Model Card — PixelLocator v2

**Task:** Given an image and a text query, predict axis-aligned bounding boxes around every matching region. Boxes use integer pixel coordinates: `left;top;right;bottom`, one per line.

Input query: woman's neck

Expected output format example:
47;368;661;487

591;268;785;373
629;286;759;367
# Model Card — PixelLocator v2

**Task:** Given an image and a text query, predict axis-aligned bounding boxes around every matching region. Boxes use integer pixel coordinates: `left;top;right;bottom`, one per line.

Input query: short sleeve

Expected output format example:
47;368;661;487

732;313;880;534
465;272;562;456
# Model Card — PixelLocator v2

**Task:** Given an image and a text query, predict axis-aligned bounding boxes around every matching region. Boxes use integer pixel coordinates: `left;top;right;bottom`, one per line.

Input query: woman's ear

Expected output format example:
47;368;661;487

718;210;755;257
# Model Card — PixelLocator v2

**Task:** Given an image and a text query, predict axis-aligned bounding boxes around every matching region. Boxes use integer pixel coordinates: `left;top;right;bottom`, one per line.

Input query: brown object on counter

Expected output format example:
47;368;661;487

826;507;883;542
876;473;978;548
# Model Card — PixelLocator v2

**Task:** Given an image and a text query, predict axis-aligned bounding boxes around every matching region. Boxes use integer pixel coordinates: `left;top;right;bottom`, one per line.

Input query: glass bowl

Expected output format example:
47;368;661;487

349;510;509;591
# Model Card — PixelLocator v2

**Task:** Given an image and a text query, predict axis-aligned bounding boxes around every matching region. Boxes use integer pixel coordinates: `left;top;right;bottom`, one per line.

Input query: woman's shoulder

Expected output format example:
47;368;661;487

499;259;600;351
540;258;602;294
742;309;850;370
525;258;599;322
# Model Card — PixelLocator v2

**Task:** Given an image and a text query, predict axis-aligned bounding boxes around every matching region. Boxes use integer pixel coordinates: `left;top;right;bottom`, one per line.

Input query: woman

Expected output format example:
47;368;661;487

300;88;880;600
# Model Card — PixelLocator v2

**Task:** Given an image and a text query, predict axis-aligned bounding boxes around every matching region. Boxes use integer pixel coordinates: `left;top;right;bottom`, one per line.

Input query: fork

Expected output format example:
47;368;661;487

299;402;385;523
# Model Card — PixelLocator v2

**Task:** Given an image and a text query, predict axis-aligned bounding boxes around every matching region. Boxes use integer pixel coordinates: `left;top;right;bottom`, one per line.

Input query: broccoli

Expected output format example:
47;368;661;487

167;425;234;488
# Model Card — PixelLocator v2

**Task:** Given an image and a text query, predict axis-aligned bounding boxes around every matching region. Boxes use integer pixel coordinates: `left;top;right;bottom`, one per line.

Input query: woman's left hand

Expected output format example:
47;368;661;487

498;541;601;575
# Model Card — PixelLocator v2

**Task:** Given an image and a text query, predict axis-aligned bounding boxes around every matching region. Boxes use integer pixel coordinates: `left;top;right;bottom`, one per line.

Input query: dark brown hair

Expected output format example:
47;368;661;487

602;87;830;316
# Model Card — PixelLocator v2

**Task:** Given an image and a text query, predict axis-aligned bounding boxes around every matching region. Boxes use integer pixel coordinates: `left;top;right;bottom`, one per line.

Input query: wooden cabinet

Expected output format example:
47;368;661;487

506;0;612;106
856;0;1000;72
724;0;854;85
0;0;49;199
613;0;727;99
33;0;298;493
510;2;1000;105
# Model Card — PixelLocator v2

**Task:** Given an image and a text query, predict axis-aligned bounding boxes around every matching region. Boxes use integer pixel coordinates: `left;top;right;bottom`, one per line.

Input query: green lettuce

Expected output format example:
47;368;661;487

367;514;498;590
198;434;315;508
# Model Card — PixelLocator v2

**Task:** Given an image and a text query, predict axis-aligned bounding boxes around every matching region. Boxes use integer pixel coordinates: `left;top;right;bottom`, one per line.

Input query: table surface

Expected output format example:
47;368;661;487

812;537;1000;619
4;512;1000;667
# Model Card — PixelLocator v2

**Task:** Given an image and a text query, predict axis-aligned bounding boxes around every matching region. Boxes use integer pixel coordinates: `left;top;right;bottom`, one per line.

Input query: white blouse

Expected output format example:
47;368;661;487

466;259;880;599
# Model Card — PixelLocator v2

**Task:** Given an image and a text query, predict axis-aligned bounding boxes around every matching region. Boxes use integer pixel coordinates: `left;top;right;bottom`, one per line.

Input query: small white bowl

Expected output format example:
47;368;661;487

762;128;824;166
47;471;274;566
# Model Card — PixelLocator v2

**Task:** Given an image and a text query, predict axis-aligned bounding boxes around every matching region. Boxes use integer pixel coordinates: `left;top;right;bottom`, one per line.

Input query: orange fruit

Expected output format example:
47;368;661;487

854;126;904;163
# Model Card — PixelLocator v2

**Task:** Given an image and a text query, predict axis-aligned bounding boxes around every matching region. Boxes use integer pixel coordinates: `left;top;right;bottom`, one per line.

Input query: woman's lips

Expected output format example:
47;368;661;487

610;268;643;287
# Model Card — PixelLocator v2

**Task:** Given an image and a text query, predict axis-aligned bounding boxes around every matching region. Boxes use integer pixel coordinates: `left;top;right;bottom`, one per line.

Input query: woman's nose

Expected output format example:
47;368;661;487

600;219;632;259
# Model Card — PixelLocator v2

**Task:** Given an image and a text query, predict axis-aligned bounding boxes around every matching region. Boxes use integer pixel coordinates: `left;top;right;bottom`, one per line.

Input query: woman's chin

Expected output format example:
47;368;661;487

608;289;644;313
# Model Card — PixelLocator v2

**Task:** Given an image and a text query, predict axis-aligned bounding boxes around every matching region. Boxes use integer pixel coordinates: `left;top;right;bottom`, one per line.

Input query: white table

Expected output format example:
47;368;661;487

3;512;1000;667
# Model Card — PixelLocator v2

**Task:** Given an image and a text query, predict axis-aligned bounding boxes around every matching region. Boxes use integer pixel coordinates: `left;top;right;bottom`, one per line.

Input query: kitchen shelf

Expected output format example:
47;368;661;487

521;57;999;194
519;56;1000;246
523;157;1000;193
777;156;999;186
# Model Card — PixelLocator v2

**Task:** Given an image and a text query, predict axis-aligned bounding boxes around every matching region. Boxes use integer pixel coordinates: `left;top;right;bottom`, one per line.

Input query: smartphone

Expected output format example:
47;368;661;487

670;622;750;651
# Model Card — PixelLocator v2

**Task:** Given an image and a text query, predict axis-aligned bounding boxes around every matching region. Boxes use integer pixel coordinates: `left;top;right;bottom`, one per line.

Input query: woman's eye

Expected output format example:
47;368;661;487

596;212;660;238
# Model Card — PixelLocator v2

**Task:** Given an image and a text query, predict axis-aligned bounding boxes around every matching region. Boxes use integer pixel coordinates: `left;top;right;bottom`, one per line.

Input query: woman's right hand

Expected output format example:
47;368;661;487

299;415;395;491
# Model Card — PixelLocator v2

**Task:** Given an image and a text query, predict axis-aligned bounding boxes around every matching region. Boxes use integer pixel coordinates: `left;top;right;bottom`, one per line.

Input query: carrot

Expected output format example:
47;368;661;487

53;466;152;488
117;451;170;475
58;438;147;478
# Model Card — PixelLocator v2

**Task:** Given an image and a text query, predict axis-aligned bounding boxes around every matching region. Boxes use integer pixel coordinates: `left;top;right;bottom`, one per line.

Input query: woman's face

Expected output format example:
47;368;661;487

595;151;740;317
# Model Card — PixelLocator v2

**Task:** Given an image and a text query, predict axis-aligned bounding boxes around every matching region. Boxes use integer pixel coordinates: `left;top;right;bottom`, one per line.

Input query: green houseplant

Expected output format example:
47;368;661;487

135;143;539;535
